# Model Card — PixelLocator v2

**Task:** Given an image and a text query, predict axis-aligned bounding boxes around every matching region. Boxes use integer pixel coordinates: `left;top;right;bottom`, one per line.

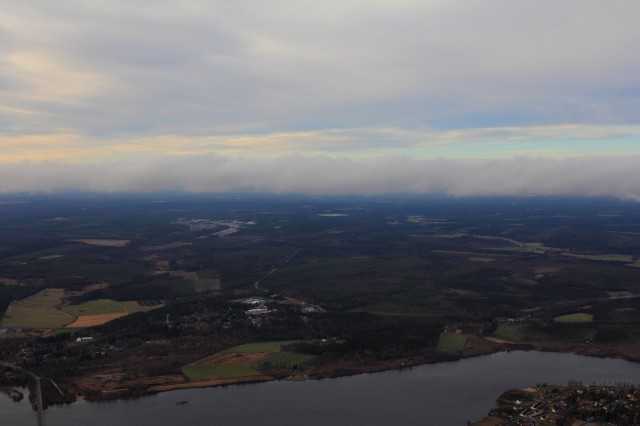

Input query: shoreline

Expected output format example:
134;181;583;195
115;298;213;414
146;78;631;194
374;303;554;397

76;341;640;403
7;350;640;426
7;336;640;407
147;375;273;393
0;386;24;402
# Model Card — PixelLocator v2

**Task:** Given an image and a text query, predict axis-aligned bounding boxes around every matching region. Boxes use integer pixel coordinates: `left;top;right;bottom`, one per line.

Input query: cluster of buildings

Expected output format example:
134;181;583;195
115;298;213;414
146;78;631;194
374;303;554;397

171;218;255;232
482;385;640;426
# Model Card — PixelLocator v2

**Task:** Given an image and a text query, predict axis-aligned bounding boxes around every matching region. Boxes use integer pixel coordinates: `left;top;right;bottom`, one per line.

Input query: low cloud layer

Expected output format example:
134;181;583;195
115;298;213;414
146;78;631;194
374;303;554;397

2;155;639;200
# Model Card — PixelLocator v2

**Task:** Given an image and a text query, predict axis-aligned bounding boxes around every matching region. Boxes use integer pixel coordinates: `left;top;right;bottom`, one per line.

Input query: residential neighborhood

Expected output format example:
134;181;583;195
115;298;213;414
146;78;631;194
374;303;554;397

473;385;640;426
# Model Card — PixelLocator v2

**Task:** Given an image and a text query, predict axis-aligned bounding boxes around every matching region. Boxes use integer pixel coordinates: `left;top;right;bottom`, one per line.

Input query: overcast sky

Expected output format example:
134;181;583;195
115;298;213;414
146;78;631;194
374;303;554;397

2;1;640;196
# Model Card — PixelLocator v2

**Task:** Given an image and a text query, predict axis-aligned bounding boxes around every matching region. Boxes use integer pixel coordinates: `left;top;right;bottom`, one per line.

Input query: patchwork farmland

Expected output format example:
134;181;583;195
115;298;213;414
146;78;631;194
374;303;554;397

1;290;163;331
0;289;74;329
182;340;315;382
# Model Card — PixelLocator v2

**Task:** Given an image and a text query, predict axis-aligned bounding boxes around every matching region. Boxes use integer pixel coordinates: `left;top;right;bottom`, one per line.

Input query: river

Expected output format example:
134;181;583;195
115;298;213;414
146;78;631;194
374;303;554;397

2;351;639;426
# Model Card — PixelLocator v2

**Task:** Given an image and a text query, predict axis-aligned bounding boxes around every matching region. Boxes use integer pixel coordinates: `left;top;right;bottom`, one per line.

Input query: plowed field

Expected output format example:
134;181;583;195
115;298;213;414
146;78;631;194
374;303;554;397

66;313;129;328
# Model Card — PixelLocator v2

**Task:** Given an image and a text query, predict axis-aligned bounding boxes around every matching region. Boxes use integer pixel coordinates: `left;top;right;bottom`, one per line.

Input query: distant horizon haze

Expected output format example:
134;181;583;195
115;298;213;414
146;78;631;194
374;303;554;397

1;155;639;200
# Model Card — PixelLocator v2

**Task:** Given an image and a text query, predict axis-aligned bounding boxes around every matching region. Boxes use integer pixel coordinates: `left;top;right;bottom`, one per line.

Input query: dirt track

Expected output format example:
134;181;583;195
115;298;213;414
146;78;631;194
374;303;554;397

148;376;273;393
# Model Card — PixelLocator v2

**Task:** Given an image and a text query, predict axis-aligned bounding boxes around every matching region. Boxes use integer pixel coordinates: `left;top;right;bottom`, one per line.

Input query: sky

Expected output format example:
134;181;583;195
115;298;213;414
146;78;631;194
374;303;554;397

2;1;640;197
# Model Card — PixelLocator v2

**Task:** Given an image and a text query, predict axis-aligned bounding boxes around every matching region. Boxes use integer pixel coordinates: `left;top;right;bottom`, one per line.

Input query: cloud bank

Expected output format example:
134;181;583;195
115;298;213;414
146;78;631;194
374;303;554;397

2;155;639;200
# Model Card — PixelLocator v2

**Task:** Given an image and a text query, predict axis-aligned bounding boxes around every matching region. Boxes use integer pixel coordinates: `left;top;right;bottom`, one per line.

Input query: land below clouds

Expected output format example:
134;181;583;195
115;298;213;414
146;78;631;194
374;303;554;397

1;193;640;408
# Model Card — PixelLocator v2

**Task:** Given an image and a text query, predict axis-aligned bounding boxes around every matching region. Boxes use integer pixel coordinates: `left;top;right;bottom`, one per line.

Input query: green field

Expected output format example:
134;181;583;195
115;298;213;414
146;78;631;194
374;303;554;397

257;352;316;368
224;340;302;353
436;333;469;351
62;299;162;316
181;365;259;381
0;288;74;328
553;313;593;323
184;341;314;379
494;324;523;341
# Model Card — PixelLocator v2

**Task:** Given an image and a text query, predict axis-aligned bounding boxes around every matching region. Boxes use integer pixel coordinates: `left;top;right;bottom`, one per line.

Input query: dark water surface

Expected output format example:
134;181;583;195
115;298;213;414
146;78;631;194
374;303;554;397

2;351;640;426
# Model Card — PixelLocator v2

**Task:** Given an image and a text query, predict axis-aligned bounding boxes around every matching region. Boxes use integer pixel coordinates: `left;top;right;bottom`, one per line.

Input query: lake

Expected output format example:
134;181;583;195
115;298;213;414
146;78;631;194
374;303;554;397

2;351;640;426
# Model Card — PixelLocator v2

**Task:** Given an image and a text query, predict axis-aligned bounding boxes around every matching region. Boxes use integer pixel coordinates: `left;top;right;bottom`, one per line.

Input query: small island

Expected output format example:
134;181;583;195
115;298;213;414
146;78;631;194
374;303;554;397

1;386;24;402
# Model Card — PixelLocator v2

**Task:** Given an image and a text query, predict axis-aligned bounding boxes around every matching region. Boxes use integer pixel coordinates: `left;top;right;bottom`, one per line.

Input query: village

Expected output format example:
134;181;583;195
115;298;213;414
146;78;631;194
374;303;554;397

473;384;640;426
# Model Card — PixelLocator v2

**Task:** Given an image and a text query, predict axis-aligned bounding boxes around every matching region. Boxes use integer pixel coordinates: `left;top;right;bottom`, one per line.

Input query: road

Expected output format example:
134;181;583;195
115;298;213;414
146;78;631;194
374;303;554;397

254;249;298;293
0;361;44;426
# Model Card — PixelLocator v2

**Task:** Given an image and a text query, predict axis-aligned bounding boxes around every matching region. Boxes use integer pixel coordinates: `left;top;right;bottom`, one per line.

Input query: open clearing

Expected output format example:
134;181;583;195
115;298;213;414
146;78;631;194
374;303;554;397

62;299;162;317
493;324;523;342
170;270;221;293
223;340;302;353
0;293;161;329
71;239;130;247
140;241;192;251
186;340;316;380
437;333;469;352
192;351;316;369
181;365;260;381
0;288;74;328
62;299;163;327
553;313;593;323
256;352;316;368
65;313;129;328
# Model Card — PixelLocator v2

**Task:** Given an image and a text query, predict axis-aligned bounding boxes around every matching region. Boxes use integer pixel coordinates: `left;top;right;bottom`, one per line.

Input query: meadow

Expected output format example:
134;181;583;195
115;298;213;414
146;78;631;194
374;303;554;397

183;340;314;381
62;299;162;316
493;324;523;342
436;333;469;352
223;340;303;353
181;365;259;381
553;313;594;323
0;289;74;328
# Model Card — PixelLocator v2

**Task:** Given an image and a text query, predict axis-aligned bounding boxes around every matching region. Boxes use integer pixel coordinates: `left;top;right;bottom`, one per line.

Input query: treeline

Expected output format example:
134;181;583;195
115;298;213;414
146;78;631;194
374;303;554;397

73;273;193;303
282;312;443;361
524;322;634;344
0;284;38;316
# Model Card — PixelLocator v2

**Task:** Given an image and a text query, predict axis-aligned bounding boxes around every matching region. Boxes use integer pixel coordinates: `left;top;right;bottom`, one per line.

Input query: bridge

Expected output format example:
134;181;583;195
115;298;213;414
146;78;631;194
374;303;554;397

0;361;45;426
